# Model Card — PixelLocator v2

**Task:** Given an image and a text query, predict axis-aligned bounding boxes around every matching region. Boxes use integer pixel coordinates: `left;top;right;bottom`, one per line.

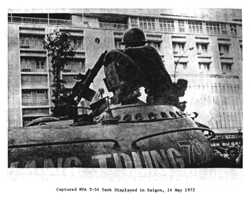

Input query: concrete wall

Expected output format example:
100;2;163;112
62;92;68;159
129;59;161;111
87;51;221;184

84;28;115;95
8;24;22;127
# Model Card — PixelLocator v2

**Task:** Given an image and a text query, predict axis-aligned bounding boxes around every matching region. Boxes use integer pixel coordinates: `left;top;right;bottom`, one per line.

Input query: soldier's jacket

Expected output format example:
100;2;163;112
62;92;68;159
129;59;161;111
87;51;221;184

122;45;173;93
104;45;174;105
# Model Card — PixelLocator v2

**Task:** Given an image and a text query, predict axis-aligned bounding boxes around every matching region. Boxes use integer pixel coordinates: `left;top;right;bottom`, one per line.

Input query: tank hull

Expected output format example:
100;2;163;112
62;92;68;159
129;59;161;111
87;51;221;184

8;105;214;168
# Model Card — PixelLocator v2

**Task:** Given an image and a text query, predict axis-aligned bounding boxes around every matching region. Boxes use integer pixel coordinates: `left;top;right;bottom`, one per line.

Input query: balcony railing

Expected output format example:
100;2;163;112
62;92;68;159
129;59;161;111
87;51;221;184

8;15;242;37
49;18;72;26
99;22;128;30
8;16;72;26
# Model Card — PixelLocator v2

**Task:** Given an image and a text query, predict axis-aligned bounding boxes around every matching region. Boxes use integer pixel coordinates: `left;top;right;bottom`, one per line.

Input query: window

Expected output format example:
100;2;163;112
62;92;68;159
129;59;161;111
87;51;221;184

20;37;29;48
22;89;48;106
172;42;185;54
63;62;72;72
178;20;185;32
206;22;220;34
63;75;75;86
99;22;128;30
219;43;230;56
206;22;227;35
230;24;237;35
175;62;188;72
36;60;45;70
20;35;44;49
221;63;232;73
196;43;208;54
159;19;174;32
64;59;85;73
188;21;203;33
70;38;83;50
221;24;227;34
21;75;48;88
199;62;210;71
83;21;89;27
130;17;138;27
21;58;46;72
139;17;156;31
148;41;161;52
21;58;32;72
114;38;123;49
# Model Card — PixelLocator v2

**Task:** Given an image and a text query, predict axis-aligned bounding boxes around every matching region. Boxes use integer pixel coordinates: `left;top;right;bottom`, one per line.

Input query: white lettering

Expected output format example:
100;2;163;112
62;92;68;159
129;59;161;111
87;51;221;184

150;150;169;168
120;153;133;168
92;154;111;168
57;157;63;168
10;147;188;168
113;153;122;168
131;152;143;168
160;149;170;168
177;141;192;165
24;160;36;168
9;161;19;168
167;148;185;168
44;159;55;168
142;151;153;168
64;157;82;167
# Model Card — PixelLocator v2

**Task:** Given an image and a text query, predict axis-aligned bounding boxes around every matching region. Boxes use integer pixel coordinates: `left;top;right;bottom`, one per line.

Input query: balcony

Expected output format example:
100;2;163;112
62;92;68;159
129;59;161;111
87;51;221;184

22;105;50;109
219;52;233;60
22;107;50;118
60;28;84;37
197;51;211;58
49;18;72;26
99;22;128;31
173;51;188;58
21;74;48;89
20;49;47;58
9;16;72;26
19;27;45;36
19;35;45;50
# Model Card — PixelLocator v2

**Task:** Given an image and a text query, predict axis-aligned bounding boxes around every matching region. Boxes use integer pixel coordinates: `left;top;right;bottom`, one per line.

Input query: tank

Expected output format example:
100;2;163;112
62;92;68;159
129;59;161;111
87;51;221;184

8;48;241;168
8;104;215;168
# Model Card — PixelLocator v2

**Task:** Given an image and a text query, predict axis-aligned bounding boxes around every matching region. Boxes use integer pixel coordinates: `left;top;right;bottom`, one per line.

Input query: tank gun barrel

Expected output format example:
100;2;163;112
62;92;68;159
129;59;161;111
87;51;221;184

71;51;107;102
81;51;107;88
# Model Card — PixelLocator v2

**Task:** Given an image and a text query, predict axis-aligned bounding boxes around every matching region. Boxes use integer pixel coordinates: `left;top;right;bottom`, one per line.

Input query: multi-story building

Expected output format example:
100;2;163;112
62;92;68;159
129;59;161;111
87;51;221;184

8;9;242;134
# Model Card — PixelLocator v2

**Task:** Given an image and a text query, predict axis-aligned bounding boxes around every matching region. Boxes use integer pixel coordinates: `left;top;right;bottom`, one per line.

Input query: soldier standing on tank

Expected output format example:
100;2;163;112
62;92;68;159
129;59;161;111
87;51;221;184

120;28;174;104
104;28;187;107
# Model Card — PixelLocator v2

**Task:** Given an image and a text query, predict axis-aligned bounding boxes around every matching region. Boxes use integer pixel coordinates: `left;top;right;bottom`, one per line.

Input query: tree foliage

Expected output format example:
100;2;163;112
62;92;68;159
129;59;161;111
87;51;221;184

43;30;75;116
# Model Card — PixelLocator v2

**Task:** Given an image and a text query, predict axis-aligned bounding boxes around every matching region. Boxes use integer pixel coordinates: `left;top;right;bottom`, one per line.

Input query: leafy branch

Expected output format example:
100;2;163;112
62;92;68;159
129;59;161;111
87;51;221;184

43;30;75;116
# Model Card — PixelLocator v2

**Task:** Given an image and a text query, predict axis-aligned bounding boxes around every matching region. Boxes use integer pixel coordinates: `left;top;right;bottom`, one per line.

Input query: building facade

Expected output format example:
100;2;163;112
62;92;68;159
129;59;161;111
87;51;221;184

8;9;242;133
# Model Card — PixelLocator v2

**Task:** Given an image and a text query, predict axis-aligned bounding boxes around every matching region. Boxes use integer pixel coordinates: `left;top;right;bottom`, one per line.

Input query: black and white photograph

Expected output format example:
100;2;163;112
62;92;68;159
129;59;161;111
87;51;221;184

8;8;243;168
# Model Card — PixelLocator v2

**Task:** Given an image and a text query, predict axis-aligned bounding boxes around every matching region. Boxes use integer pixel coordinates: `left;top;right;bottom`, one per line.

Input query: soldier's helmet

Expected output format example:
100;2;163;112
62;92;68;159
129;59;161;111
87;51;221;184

121;28;148;47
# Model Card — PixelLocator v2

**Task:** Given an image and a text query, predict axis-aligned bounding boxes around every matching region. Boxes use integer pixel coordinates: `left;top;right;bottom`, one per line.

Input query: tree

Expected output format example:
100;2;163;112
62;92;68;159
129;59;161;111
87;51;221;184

43;30;75;117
